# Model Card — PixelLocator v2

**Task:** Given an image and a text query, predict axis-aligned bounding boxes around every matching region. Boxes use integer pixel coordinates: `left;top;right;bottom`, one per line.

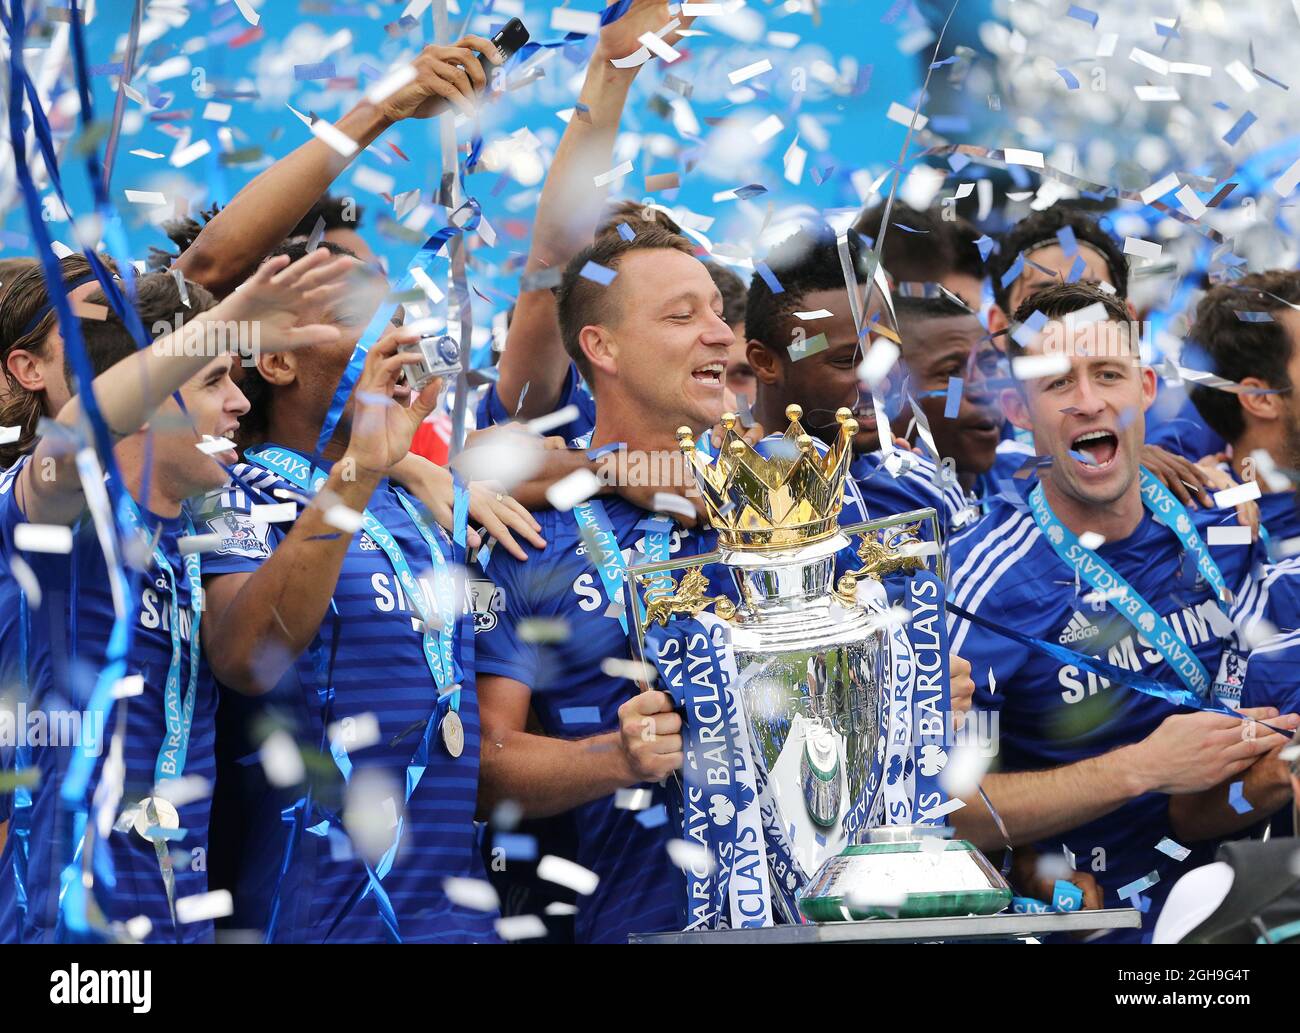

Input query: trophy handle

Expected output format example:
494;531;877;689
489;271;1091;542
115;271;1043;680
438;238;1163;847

832;520;932;607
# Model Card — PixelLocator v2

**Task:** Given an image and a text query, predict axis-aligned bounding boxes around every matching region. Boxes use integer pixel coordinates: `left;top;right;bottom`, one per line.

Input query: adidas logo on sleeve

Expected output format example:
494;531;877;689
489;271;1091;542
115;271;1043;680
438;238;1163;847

1058;610;1101;645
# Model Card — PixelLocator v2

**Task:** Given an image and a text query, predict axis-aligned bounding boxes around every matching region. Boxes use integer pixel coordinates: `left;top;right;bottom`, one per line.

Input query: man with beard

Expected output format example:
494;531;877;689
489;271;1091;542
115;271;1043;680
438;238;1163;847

945;281;1298;941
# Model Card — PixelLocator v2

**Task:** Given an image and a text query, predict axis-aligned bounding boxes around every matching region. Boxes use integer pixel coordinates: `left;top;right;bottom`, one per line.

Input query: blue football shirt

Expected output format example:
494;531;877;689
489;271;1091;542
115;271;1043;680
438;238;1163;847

475;362;596;443
1241;628;1300;837
473;496;726;943
946;496;1272;941
200;450;497;944
0;456;216;944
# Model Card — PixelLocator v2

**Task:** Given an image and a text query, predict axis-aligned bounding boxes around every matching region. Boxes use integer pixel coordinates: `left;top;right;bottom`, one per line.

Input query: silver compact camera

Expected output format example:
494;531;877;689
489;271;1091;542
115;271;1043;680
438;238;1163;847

400;334;462;391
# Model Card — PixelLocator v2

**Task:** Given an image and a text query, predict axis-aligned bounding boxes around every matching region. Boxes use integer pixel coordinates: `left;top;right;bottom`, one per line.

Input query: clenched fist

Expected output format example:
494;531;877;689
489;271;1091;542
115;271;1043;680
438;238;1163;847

617;690;684;783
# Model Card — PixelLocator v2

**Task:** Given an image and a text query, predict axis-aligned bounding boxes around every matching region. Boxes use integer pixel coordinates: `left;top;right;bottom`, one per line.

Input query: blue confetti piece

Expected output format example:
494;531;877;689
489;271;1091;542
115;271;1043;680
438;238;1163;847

1228;780;1253;814
1213;100;1231;111
1155;836;1192;861
1056;225;1078;256
89;62;123;76
616;222;636;242
1053;880;1084;912
1056;68;1081;90
579;261;618;286
1010;308;1047;348
635;804;669;829
929;115;971;135
975;234;995;262
814;831;826;847
1236;311;1274;322
1116;870;1159;899
733;184;768;200
1066;254;1087;283
1067;4;1099;27
559;706;602;725
755;261;785;295
1223;111;1257;146
1000;252;1026;289
1068;449;1099;466
294;61;337;81
495;833;538;860
944;376;964;419
476;544;492;569
948;153;972;173
1155;21;1179;39
358;62;382;81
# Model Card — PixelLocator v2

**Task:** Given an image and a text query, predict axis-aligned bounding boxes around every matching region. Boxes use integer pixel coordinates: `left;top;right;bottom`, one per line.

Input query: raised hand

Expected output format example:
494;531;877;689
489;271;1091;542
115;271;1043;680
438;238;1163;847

379;36;504;121
209;249;356;354
595;0;696;64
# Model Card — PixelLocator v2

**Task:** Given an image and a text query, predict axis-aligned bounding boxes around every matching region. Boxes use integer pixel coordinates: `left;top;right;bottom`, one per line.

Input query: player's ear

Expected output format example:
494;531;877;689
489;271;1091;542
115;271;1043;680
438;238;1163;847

1237;377;1280;423
257;349;297;387
747;340;782;386
1138;365;1158;412
1002;385;1031;431
986;305;1009;345
581;325;617;378
6;348;46;393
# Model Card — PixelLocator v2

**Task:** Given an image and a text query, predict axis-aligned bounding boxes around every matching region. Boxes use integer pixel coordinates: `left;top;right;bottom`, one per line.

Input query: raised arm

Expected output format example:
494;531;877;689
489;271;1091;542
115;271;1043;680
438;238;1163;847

495;1;693;419
16;251;352;526
174;37;502;297
952;709;1285;852
202;327;437;694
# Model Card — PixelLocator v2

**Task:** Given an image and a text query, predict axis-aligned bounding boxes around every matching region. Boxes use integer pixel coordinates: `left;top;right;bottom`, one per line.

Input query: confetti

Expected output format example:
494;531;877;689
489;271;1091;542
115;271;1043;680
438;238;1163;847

308;118;358;158
1228;781;1253;815
537;855;600;895
593;160;633;187
123;190;166;206
1206;525;1252;546
943;376;963;419
443;877;500;912
259;730;306;788
750;114;784;143
856;337;899;388
14;524;74;554
579;261;618;286
1155;837;1191;861
789;331;829;361
1011;352;1070;381
885;102;928;131
1122;237;1163;261
615;787;654;811
495;915;548;941
638;32;683;64
249;502;297;523
550;7;601;34
1077;531;1106;550
1212;480;1261;509
175;889;234;924
559;706;602;725
728;59;773;85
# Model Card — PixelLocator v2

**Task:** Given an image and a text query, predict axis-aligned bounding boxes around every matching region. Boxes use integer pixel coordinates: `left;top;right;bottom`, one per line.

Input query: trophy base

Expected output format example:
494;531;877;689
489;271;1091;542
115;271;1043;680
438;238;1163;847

797;826;1012;923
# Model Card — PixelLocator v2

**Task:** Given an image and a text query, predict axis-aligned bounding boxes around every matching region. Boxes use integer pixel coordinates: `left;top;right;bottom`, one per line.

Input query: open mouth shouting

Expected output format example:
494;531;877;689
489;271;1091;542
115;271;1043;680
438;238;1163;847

1070;428;1119;470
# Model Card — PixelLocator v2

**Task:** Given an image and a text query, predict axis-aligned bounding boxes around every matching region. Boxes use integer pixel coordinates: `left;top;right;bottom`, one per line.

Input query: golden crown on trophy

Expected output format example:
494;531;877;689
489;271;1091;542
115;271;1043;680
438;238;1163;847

677;404;857;550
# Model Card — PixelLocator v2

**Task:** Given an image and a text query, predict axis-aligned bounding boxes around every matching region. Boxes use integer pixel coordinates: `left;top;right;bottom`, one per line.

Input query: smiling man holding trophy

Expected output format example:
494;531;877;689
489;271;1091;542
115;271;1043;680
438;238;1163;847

634;406;1012;928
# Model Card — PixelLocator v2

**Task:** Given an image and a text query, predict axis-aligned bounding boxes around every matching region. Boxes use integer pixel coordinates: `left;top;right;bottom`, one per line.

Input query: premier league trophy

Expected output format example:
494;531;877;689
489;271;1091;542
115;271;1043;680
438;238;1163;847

631;406;1010;927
